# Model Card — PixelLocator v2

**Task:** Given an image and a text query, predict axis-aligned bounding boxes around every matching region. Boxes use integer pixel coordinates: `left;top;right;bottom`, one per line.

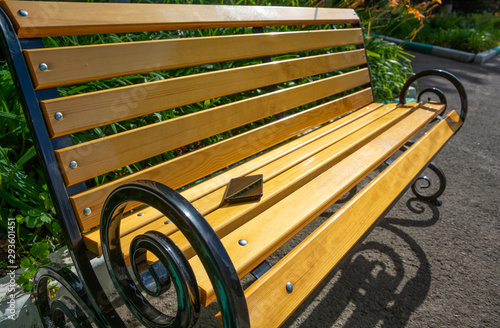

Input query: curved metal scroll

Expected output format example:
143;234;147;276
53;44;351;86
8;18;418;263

34;263;102;328
100;180;250;328
399;69;468;128
411;161;447;205
417;87;447;107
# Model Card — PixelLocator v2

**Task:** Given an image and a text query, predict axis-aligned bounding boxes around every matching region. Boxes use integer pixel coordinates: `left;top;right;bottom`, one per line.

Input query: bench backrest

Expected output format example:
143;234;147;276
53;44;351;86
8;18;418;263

0;0;373;234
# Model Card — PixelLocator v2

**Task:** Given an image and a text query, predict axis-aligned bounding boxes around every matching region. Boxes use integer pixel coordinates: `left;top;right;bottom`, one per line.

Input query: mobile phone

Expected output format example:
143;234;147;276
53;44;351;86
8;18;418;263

223;175;263;203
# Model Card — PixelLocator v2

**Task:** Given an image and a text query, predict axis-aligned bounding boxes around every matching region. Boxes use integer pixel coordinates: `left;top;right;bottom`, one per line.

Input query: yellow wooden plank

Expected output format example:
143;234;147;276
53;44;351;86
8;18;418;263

25;29;363;90
180;102;384;205
73;89;373;232
42;49;366;137
112;103;431;267
56;68;371;186
81;101;383;254
0;1;359;38
85;102;401;255
241;111;462;328
189;104;444;305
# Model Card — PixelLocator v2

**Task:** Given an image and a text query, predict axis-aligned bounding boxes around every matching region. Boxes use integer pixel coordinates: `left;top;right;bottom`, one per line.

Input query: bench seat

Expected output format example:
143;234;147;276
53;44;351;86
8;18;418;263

81;100;451;309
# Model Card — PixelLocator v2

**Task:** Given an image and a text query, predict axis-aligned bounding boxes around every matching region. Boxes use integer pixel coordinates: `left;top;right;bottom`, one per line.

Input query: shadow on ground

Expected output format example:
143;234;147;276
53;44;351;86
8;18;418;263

285;200;440;328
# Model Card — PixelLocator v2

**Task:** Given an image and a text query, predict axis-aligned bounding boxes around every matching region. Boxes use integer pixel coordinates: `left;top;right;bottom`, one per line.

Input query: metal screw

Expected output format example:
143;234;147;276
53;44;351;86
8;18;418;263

238;239;248;246
69;161;78;169
286;282;294;293
39;63;48;71
18;9;28;16
137;212;144;216
164;220;171;224
83;208;91;216
54;112;63;120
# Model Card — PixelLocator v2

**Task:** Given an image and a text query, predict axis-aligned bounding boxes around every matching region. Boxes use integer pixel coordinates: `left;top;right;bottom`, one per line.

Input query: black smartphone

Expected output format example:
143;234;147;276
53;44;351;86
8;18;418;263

223;175;263;203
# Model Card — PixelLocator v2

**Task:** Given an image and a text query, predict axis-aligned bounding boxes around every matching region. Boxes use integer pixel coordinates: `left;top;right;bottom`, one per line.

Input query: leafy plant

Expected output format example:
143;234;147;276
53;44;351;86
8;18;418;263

0;67;62;291
365;38;414;102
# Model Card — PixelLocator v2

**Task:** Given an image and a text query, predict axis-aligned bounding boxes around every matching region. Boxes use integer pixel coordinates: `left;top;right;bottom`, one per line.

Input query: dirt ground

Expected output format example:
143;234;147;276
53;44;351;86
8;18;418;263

187;52;500;328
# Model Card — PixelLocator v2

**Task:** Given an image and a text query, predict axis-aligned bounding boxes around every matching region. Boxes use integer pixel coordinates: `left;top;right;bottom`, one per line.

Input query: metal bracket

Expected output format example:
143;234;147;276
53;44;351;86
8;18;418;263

251;260;273;279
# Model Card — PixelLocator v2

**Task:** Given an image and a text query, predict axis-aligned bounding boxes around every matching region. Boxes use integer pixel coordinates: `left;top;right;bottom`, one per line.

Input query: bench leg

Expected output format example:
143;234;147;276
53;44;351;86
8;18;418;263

34;263;105;328
396;141;446;206
411;161;447;206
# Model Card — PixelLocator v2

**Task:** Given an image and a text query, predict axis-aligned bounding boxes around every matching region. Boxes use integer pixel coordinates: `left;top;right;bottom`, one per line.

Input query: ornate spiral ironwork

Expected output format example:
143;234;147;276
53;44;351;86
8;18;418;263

411;161;447;206
417;87;447;108
34;263;102;328
101;180;250;328
399;69;468;130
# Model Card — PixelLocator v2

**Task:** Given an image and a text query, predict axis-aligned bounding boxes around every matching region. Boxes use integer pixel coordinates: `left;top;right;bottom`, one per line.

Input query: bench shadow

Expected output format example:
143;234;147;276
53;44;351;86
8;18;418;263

284;198;440;328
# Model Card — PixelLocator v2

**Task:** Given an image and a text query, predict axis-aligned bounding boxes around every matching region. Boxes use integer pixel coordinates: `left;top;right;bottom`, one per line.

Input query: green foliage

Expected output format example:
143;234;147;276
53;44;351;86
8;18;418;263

365;38;413;102
0;67;62;291
388;12;500;53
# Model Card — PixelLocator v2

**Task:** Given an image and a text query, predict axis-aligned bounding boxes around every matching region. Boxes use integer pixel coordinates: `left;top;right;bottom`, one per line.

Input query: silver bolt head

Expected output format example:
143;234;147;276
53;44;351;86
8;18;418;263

286;282;294;293
39;63;48;71
164;220;171;224
54;112;63;120
137;212;144;216
69;161;78;169
83;208;91;216
18;9;28;16
238;239;248;246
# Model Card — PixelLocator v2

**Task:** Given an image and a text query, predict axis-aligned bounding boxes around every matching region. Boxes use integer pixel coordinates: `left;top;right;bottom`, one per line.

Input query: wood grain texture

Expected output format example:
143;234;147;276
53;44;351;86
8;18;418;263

56;68;370;186
190;104;445;305
74;89;373;233
82;100;383;253
85;102;405;256
241;111;461;328
42;49;366;138
0;1;359;38
25;29;363;90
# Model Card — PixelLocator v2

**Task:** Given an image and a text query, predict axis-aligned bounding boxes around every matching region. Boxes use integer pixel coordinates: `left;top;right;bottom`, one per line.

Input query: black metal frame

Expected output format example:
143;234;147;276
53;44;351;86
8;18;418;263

397;69;468;205
0;7;123;328
399;69;468;126
100;180;250;328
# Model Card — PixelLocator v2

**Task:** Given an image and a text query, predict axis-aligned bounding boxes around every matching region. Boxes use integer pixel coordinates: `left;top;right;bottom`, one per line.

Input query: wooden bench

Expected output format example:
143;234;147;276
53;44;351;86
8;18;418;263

0;1;467;327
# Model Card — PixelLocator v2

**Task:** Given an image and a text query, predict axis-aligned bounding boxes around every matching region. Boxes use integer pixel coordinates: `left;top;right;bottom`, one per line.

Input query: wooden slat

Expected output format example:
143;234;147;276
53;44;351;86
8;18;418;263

56;68;371;186
42;49;366;138
76;90;373;236
241;111;462;328
185;104;445;305
88;102;437;262
82;101;388;253
0;1;359;38
134;104;416;263
25;29;364;90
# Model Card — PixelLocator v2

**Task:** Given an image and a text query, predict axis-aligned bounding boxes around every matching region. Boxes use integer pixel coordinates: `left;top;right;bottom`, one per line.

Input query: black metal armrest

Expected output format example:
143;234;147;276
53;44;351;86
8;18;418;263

399;69;468;127
100;180;250;328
